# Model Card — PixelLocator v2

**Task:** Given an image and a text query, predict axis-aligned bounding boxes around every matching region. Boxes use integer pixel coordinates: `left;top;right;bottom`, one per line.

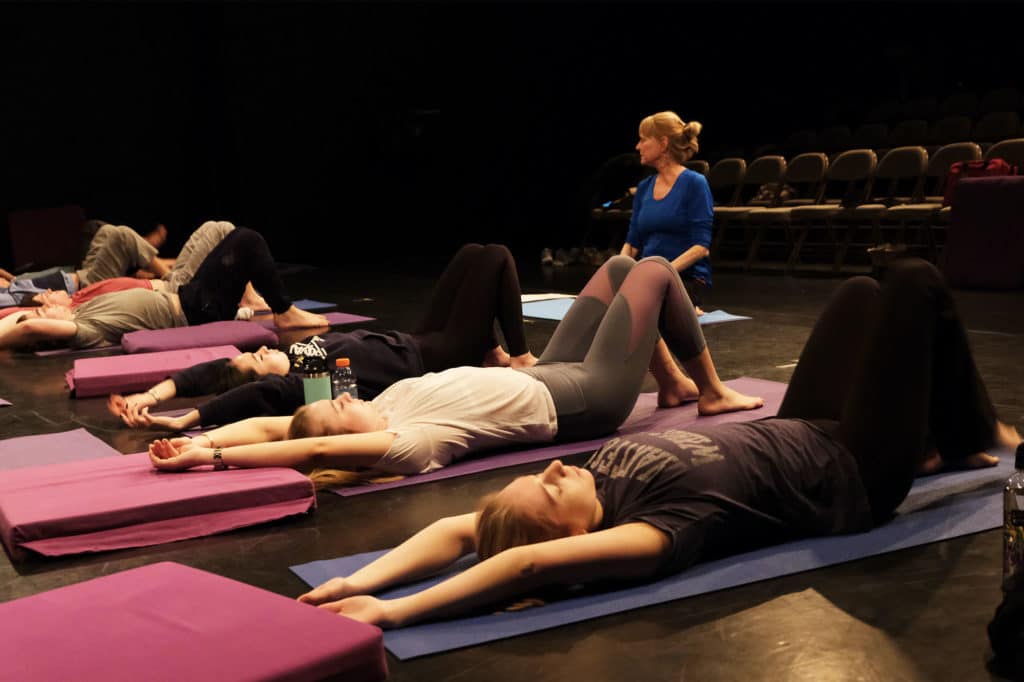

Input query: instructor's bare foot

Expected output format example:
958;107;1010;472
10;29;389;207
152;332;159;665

658;374;699;408
273;306;329;330
697;384;764;415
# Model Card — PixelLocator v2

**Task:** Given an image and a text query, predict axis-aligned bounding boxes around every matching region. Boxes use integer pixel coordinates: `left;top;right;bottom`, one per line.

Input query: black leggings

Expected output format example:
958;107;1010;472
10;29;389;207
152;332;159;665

778;258;997;523
412;243;530;372
177;227;292;325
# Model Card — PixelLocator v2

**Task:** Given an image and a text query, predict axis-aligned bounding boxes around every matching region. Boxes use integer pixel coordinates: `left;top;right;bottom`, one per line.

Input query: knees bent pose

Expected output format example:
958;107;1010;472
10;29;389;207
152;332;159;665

148;254;763;483
290;259;1019;629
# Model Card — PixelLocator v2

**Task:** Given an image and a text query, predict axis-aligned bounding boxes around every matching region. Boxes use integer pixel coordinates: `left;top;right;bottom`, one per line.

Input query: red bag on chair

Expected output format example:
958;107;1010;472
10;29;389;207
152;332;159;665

942;158;1018;207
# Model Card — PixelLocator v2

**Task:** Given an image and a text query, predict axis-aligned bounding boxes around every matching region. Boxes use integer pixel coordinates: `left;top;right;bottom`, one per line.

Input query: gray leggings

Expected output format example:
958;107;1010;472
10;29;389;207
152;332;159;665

518;256;705;442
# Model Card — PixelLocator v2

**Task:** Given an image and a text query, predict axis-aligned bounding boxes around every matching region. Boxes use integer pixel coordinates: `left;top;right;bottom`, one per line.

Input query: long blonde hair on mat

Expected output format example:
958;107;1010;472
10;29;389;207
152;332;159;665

287;404;403;490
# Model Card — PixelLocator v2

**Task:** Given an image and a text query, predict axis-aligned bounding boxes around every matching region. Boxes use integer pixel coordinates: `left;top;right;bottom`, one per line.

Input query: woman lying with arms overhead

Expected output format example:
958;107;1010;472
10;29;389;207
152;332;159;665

108;243;538;430
284;258;1020;628
148;252;764;485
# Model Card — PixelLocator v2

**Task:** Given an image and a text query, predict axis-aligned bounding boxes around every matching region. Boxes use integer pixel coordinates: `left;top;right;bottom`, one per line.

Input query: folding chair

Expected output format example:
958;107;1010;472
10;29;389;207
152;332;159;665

742;153;829;270
706;157;746;207
785;149;877;273
885;142;982;262
711;155;786;261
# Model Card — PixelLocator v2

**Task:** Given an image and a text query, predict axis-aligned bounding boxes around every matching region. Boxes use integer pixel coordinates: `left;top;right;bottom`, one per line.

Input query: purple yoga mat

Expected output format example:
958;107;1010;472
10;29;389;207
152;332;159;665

122;321;278;353
0;562;388;682
253;311;375;330
0;452;316;561
332;377;787;497
0;428;120;471
0;399;9;407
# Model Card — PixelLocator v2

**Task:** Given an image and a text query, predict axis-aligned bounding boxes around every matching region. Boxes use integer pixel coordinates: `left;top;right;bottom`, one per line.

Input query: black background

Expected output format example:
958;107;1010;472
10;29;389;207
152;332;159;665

1;2;1020;267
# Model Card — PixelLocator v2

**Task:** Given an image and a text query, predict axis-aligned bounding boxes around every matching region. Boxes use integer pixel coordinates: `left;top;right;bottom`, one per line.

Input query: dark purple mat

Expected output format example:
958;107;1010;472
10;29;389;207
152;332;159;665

331;377;787;497
253;311;375;331
0;428;120;471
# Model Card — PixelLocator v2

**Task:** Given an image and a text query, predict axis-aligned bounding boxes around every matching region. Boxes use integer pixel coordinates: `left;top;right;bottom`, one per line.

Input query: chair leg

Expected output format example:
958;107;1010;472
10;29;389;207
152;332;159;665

744;221;765;271
833;219;854;273
785;221;807;273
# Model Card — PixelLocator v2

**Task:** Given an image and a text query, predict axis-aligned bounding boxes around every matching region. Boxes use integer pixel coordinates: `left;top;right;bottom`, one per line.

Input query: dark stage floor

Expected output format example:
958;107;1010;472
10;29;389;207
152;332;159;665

1;257;1022;681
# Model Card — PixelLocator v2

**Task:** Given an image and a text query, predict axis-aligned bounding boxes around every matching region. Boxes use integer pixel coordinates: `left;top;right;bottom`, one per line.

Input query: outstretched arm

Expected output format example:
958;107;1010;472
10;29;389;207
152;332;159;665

318;522;669;628
299;513;478;605
149;429;395;472
0;315;77;349
109;378;180;426
198;415;293;447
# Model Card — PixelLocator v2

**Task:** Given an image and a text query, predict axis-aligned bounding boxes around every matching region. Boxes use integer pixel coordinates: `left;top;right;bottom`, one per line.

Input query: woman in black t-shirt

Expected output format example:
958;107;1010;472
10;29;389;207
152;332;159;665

294;258;1021;630
110;243;540;429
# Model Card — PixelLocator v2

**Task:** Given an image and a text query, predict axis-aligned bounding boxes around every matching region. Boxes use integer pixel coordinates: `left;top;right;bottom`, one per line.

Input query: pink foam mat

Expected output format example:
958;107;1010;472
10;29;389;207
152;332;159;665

121;320;278;353
0;452;316;562
67;345;240;397
0;562;387;682
333;377;788;497
0;428;120;471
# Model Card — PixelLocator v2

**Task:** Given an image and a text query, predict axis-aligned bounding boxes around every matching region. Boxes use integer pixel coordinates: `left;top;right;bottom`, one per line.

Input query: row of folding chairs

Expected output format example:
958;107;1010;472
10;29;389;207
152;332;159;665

705;138;1024;273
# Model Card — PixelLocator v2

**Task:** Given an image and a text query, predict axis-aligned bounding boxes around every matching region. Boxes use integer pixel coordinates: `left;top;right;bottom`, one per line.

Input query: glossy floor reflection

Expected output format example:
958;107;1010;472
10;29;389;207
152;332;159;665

1;257;1021;681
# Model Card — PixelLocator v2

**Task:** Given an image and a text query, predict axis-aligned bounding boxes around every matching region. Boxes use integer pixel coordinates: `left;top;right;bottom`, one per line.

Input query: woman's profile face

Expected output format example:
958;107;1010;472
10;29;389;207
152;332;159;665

636;134;667;167
500;459;599;535
305;392;380;435
231;346;291;376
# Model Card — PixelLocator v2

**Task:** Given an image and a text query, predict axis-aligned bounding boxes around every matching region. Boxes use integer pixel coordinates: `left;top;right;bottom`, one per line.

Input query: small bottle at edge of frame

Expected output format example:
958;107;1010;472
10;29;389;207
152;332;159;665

1002;443;1024;591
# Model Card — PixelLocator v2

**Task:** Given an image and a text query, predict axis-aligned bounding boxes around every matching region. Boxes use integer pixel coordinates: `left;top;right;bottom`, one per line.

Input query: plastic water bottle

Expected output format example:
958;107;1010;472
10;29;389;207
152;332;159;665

289;337;331;404
1002;443;1024;590
331;357;358;399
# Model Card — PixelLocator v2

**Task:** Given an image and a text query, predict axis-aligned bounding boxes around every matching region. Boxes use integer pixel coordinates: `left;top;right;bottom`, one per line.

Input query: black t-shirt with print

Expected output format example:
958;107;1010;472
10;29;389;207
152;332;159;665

171;329;425;426
587;418;873;577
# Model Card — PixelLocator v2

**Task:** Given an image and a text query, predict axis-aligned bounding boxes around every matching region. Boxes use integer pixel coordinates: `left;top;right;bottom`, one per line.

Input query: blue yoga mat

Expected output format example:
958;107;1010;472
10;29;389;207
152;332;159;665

522;298;751;325
292;299;338;312
292;449;1012;660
